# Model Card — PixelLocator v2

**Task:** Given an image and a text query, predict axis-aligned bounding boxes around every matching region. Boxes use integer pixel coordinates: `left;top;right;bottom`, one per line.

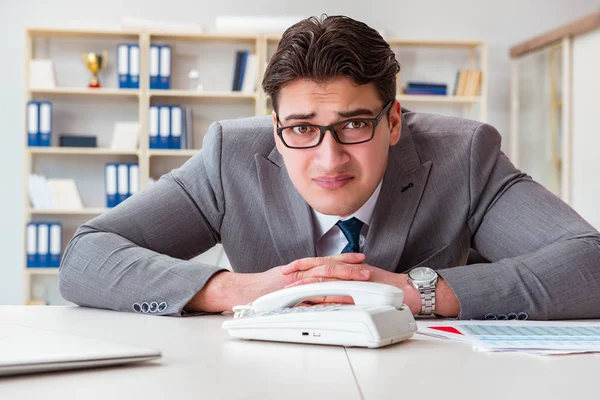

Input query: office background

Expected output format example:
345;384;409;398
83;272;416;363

0;0;598;305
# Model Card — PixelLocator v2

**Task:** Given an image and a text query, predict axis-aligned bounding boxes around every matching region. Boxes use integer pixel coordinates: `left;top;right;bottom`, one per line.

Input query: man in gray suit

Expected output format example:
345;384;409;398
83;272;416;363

59;15;600;320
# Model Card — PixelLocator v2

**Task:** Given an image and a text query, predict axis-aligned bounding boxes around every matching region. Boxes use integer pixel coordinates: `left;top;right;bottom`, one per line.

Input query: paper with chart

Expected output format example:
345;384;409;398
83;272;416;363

417;320;600;355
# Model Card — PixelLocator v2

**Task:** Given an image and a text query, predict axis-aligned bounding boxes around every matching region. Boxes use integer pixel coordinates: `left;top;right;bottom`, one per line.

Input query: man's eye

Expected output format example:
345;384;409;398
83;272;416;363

293;126;313;134
345;121;367;129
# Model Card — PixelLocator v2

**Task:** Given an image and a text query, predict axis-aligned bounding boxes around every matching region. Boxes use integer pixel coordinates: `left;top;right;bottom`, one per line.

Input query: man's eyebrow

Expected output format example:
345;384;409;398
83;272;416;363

283;112;316;121
283;108;375;122
337;108;376;118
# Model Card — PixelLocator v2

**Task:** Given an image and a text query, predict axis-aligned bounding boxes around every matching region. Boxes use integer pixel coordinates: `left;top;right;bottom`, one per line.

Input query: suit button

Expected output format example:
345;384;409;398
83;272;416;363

158;302;168;312
507;313;518;320
496;314;508;320
517;312;529;320
484;313;496;320
132;303;141;313
149;302;158;312
141;302;150;313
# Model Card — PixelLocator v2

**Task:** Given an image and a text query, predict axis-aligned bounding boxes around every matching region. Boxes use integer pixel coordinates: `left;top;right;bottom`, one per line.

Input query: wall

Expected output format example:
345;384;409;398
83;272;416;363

0;0;598;304
572;27;600;229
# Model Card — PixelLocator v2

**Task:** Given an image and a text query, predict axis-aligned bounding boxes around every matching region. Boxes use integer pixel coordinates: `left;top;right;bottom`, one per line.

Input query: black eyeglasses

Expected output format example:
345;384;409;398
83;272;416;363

276;101;393;149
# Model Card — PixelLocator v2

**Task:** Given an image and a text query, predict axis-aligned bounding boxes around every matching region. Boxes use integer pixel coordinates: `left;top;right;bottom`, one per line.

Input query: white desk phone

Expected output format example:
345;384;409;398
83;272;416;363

222;281;417;348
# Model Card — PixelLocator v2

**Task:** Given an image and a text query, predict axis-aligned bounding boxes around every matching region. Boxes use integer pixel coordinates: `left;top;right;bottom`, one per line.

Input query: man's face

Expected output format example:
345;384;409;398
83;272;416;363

273;77;401;217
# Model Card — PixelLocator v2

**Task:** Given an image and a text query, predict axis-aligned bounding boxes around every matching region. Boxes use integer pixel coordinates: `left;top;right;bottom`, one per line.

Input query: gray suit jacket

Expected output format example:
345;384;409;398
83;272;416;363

58;109;600;319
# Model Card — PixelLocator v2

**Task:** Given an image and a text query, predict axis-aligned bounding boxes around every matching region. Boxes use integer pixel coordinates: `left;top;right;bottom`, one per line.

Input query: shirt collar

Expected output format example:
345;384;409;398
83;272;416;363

311;181;383;241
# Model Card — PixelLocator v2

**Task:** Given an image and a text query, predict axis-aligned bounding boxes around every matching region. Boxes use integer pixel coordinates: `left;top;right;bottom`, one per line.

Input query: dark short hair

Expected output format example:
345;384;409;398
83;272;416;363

262;15;400;114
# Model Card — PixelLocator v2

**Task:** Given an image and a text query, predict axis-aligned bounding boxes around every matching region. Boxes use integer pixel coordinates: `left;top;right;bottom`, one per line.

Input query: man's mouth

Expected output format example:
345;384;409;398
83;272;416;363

313;174;354;189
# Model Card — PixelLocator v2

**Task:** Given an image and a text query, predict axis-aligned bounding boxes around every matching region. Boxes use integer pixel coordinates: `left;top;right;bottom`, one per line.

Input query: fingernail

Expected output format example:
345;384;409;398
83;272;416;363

360;270;370;278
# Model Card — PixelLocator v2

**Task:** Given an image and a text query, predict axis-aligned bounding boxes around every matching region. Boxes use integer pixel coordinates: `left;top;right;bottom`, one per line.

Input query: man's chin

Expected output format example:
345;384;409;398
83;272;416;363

310;200;360;217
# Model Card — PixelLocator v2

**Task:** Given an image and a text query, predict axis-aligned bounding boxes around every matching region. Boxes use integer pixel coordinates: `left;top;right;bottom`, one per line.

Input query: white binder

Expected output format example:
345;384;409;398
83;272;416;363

149;106;159;148
27;102;39;145
49;223;62;267
128;164;139;197
159;46;171;89
149;45;160;89
170;106;182;149
105;164;118;208
117;44;129;88
159;106;170;149
39;102;52;146
117;164;129;204
37;223;49;267
129;44;140;88
26;223;37;267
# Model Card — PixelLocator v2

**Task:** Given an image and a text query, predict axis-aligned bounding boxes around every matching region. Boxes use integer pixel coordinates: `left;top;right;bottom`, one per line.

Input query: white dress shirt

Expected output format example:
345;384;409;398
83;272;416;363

311;181;383;257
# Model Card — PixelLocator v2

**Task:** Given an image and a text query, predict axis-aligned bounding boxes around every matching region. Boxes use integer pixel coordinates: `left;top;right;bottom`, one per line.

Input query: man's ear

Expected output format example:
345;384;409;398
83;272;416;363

271;110;277;131
272;110;283;152
388;100;402;146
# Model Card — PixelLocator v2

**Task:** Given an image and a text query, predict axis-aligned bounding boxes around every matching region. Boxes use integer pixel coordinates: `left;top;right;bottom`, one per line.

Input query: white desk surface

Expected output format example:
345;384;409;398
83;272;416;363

1;306;599;400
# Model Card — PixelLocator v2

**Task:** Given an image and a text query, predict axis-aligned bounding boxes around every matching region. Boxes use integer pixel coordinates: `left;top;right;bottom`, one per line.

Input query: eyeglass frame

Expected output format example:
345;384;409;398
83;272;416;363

275;100;394;149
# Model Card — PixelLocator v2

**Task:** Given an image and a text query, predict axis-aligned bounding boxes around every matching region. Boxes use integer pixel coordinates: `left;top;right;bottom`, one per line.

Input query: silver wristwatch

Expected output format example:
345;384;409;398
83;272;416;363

407;267;438;316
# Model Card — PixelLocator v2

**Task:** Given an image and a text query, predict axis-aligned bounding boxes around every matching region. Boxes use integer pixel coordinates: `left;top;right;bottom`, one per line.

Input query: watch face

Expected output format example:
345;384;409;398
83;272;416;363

409;267;437;282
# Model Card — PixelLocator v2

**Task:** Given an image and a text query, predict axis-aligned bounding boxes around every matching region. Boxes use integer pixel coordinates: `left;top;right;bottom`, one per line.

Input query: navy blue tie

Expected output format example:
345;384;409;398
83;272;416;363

336;217;364;253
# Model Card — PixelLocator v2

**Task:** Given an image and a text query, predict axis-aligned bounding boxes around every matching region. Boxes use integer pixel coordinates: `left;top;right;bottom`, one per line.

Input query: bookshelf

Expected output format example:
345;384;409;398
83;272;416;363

28;147;140;156
30;87;140;97
396;95;481;104
148;90;256;99
148;150;199;157
23;27;487;305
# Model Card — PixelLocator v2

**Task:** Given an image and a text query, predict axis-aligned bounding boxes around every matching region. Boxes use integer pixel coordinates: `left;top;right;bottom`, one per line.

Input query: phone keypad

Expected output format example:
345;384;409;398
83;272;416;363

258;304;344;317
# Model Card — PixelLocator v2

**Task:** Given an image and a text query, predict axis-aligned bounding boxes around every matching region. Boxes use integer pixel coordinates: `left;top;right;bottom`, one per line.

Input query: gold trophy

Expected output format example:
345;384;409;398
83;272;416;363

81;51;108;88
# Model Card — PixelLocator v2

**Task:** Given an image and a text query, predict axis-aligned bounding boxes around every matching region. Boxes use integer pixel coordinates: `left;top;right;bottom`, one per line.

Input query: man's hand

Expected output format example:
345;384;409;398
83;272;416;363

280;254;421;313
280;253;460;317
185;253;367;313
186;253;460;317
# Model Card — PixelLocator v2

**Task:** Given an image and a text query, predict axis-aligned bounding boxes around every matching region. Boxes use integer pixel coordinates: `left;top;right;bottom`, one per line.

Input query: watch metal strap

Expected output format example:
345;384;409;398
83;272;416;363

418;285;435;315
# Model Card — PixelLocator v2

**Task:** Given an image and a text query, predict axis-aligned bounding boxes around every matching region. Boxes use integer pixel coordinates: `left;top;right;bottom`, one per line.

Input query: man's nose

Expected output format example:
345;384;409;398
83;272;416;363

316;128;349;167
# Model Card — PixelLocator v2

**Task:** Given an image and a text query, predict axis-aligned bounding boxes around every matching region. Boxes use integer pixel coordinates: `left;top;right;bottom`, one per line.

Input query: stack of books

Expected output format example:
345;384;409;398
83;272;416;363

105;163;139;208
28;175;83;210
26;222;62;268
454;69;482;96
404;82;448;96
148;44;171;90
27;101;52;147
149;105;193;150
231;50;259;92
117;43;141;89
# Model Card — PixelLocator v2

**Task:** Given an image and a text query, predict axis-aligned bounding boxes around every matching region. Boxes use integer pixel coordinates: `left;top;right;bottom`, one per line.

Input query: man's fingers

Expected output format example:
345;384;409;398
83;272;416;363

322;264;370;280
289;264;371;282
281;253;366;274
302;295;355;304
322;295;355;304
285;277;336;288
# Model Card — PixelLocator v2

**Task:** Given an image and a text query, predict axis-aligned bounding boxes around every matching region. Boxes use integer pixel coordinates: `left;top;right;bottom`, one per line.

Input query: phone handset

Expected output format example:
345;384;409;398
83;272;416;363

240;281;405;316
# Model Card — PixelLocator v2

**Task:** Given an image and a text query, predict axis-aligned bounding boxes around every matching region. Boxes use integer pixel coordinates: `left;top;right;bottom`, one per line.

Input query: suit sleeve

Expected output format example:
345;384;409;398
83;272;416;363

436;123;600;320
58;122;229;316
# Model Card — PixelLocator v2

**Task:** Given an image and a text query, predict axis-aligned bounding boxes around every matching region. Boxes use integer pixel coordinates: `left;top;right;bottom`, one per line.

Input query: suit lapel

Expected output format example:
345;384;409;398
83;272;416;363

362;111;432;272
256;148;316;264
